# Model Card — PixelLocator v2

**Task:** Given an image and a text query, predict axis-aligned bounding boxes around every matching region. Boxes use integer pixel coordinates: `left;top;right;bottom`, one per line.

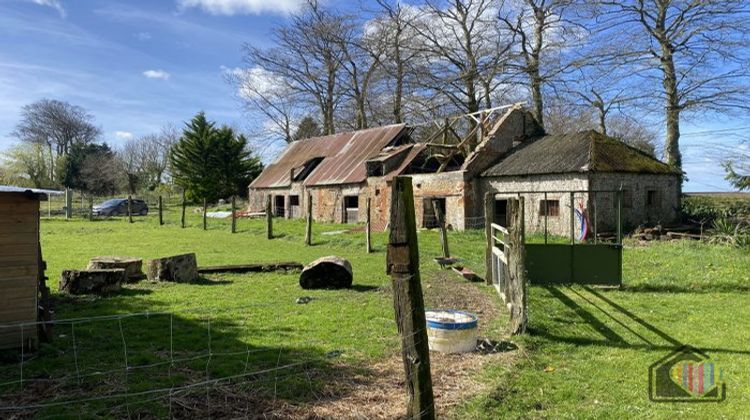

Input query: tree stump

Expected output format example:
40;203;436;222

59;269;126;295
87;256;144;282
147;253;199;283
299;256;352;289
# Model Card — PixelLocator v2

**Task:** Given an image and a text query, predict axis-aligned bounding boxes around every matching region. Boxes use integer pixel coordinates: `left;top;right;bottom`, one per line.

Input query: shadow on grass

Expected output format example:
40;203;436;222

189;276;233;286
621;283;750;294
534;286;750;356
349;285;380;293
0;297;373;418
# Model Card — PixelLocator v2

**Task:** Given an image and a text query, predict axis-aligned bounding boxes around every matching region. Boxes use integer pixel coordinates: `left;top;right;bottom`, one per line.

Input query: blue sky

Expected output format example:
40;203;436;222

0;0;746;191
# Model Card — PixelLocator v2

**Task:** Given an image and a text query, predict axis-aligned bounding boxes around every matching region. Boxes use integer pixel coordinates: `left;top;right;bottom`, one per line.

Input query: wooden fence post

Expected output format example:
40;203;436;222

231;195;237;233
484;192;494;285
507;197;528;335
387;176;435;420
64;188;72;219
181;190;186;229
432;199;449;258
158;196;164;226
88;196;93;221
127;195;133;224
305;194;313;246
266;195;273;239
202;198;207;230
365;197;372;253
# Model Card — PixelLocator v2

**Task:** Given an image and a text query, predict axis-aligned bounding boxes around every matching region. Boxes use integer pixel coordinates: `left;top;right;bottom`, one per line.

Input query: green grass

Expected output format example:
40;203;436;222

1;209;496;417
460;239;750;419
4;207;750;418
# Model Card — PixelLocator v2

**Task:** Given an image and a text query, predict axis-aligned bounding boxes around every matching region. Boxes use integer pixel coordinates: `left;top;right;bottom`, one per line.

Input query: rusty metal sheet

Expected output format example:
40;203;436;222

250;124;408;189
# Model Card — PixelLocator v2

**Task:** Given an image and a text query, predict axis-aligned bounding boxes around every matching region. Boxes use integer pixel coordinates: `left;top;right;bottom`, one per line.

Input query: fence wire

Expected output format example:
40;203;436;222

0;300;401;418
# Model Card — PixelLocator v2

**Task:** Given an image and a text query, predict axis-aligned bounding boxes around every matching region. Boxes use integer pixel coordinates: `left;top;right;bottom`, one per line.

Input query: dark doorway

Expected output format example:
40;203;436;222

343;196;359;223
423;197;446;228
494;199;508;227
274;195;285;217
289;195;300;218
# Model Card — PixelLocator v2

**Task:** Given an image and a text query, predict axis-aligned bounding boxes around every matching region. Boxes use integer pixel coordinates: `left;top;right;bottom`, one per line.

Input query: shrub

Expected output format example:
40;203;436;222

681;194;750;224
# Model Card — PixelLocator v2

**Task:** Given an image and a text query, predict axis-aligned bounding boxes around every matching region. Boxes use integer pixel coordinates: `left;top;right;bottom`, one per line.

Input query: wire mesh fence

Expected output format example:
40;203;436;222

0;300;399;418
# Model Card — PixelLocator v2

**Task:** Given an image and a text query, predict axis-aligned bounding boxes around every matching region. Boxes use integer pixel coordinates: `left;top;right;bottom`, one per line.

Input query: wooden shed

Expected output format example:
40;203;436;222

0;186;57;350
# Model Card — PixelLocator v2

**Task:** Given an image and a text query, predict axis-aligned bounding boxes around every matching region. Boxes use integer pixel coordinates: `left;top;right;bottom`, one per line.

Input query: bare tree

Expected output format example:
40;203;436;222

596;1;750;169
12;99;100;182
498;0;587;130
243;1;347;135
118;126;177;193
408;0;512;117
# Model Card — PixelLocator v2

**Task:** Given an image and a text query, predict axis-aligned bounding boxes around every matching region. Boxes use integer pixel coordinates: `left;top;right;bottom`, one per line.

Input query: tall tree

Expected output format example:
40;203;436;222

597;1;750;169
409;0;512;116
724;145;749;191
170;113;263;202
12;99;100;182
58;142;121;196
498;0;585;130
243;0;347;135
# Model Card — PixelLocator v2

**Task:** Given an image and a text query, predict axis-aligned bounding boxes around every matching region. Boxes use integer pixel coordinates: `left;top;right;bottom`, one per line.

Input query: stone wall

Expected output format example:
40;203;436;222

478;174;589;237
589;172;681;231
409;171;469;230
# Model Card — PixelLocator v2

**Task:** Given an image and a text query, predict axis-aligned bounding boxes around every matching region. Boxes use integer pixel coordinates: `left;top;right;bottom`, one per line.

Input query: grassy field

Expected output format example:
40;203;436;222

2;206;749;418
462;240;750;419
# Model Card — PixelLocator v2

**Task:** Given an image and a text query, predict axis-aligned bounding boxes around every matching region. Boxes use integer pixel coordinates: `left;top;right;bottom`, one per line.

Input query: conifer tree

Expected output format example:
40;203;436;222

170;113;262;202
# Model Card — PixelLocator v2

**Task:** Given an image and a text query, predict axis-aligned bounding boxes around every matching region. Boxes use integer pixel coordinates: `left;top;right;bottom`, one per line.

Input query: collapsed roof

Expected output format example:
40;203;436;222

481;130;680;177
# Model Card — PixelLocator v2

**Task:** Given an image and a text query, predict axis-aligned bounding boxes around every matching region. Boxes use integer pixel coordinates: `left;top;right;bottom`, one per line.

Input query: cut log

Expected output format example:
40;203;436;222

59;269;125;295
666;232;703;240
87;256;144;282
198;262;303;274
147;253;199;283
299;256;352;289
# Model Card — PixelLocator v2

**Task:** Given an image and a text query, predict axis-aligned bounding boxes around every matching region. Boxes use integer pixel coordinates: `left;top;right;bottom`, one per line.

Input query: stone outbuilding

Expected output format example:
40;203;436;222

248;105;681;236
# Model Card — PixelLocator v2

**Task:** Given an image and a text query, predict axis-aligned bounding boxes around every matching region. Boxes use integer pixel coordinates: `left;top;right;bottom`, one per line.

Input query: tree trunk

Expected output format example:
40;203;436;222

662;52;682;169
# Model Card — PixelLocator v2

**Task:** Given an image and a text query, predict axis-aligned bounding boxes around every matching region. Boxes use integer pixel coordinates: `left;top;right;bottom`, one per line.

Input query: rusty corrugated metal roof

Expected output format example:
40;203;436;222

250;124;409;189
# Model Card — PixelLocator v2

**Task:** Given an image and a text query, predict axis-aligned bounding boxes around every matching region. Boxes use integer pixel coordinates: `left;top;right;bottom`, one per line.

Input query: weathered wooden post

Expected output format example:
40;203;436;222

507;197;528;335
158;196;164;226
231;195;237;233
202;198;207;230
180;190;186;229
484;192;494;285
266;195;273;239
365;197;372;253
305;194;313;246
88;196;93;221
127;195;133;224
432;199;449;258
387;176;435;420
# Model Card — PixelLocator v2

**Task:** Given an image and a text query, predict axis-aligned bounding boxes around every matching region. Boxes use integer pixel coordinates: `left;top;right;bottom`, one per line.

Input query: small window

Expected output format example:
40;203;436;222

344;196;359;223
646;190;659;207
539;200;560;217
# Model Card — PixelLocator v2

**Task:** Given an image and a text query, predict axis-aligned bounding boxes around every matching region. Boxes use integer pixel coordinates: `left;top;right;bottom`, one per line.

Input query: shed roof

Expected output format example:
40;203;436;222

250;124;410;188
0;185;63;198
481;130;680;177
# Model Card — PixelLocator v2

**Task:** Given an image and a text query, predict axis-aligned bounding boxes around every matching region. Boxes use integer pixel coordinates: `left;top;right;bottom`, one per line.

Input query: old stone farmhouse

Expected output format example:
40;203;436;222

248;105;681;236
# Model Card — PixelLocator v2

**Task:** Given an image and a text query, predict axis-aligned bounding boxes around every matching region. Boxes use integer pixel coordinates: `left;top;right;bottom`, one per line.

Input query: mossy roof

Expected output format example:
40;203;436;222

481;130;680;177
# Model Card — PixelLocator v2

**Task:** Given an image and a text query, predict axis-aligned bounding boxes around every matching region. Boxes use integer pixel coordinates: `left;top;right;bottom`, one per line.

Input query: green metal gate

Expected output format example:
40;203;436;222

493;190;623;287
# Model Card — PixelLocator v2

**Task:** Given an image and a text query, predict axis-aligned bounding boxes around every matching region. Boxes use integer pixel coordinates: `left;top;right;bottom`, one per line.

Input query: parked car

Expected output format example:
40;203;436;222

92;198;149;216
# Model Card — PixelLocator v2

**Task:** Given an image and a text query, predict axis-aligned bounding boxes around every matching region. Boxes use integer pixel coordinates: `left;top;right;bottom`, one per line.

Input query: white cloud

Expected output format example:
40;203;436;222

135;32;152;41
177;0;303;16
115;131;134;140
27;0;66;18
221;65;286;99
143;69;171;80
